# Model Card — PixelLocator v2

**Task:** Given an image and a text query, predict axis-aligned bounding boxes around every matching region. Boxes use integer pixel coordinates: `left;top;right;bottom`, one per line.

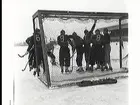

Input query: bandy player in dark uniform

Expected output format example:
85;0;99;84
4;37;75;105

25;35;35;71
88;32;97;72
94;29;105;71
33;29;44;76
103;28;113;71
22;29;43;76
83;20;97;71
57;30;71;73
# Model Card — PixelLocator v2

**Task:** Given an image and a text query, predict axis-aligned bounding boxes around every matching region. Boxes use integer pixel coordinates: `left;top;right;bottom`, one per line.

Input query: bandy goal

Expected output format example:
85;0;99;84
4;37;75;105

32;10;128;88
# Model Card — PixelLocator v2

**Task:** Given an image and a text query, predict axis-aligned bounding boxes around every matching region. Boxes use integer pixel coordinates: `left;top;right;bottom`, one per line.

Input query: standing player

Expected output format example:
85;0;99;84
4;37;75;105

83;20;97;71
89;32;96;72
20;29;43;76
69;32;85;72
57;30;71;73
103;28;113;71
94;29;105;71
33;29;44;76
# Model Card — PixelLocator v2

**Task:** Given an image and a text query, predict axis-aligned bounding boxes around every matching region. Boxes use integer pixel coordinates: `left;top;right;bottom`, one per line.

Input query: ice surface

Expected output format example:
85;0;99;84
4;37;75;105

14;46;128;105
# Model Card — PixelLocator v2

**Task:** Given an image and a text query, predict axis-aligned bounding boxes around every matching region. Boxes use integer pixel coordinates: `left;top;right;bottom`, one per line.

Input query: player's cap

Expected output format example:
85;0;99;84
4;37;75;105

60;30;65;34
72;32;77;36
84;29;88;34
95;29;100;33
103;28;108;32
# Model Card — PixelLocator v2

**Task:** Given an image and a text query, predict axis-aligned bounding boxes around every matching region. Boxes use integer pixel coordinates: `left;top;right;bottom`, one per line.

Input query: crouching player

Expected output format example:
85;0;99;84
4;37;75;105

46;40;57;65
69;32;85;73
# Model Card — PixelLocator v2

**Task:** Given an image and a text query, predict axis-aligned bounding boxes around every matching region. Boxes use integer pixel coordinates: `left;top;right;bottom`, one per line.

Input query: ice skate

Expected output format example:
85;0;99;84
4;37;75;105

65;69;69;73
65;67;69;73
86;66;90;71
95;64;101;70
104;66;108;71
61;69;64;74
61;66;64;74
65;67;72;74
85;63;90;71
86;66;94;72
109;66;113;71
29;66;33;71
76;67;84;73
101;66;105;72
33;71;36;76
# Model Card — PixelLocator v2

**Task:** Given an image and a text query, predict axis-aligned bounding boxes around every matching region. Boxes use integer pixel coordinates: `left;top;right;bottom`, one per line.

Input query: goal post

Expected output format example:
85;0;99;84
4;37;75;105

32;10;128;88
32;14;51;87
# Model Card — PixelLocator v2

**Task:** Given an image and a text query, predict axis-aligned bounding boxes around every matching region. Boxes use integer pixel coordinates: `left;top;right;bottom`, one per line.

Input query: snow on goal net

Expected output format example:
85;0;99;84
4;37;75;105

34;16;128;87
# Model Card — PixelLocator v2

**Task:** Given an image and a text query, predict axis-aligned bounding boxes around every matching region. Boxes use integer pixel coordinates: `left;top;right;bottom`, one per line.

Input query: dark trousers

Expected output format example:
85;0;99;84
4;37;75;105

104;44;111;65
36;46;43;66
29;52;36;69
84;44;91;64
94;44;105;65
29;50;34;66
59;47;70;67
76;45;84;67
89;46;96;66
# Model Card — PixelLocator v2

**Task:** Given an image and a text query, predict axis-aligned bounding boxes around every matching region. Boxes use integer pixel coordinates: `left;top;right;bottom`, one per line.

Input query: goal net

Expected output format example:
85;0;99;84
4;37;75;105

34;15;128;87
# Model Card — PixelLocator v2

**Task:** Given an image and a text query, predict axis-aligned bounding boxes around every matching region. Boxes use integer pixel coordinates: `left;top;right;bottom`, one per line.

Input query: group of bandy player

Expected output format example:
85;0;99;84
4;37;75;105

24;20;113;76
57;20;113;74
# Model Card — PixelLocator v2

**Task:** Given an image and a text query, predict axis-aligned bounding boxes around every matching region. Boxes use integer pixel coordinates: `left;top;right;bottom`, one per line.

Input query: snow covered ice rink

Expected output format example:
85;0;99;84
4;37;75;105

14;44;128;105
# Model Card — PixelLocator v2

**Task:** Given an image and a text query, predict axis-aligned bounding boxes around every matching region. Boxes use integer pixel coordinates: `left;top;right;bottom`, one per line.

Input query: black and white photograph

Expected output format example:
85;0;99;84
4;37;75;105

3;0;139;105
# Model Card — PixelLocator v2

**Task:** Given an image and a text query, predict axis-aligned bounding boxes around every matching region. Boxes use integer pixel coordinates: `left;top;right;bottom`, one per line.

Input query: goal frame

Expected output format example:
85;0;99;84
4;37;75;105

32;10;128;88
